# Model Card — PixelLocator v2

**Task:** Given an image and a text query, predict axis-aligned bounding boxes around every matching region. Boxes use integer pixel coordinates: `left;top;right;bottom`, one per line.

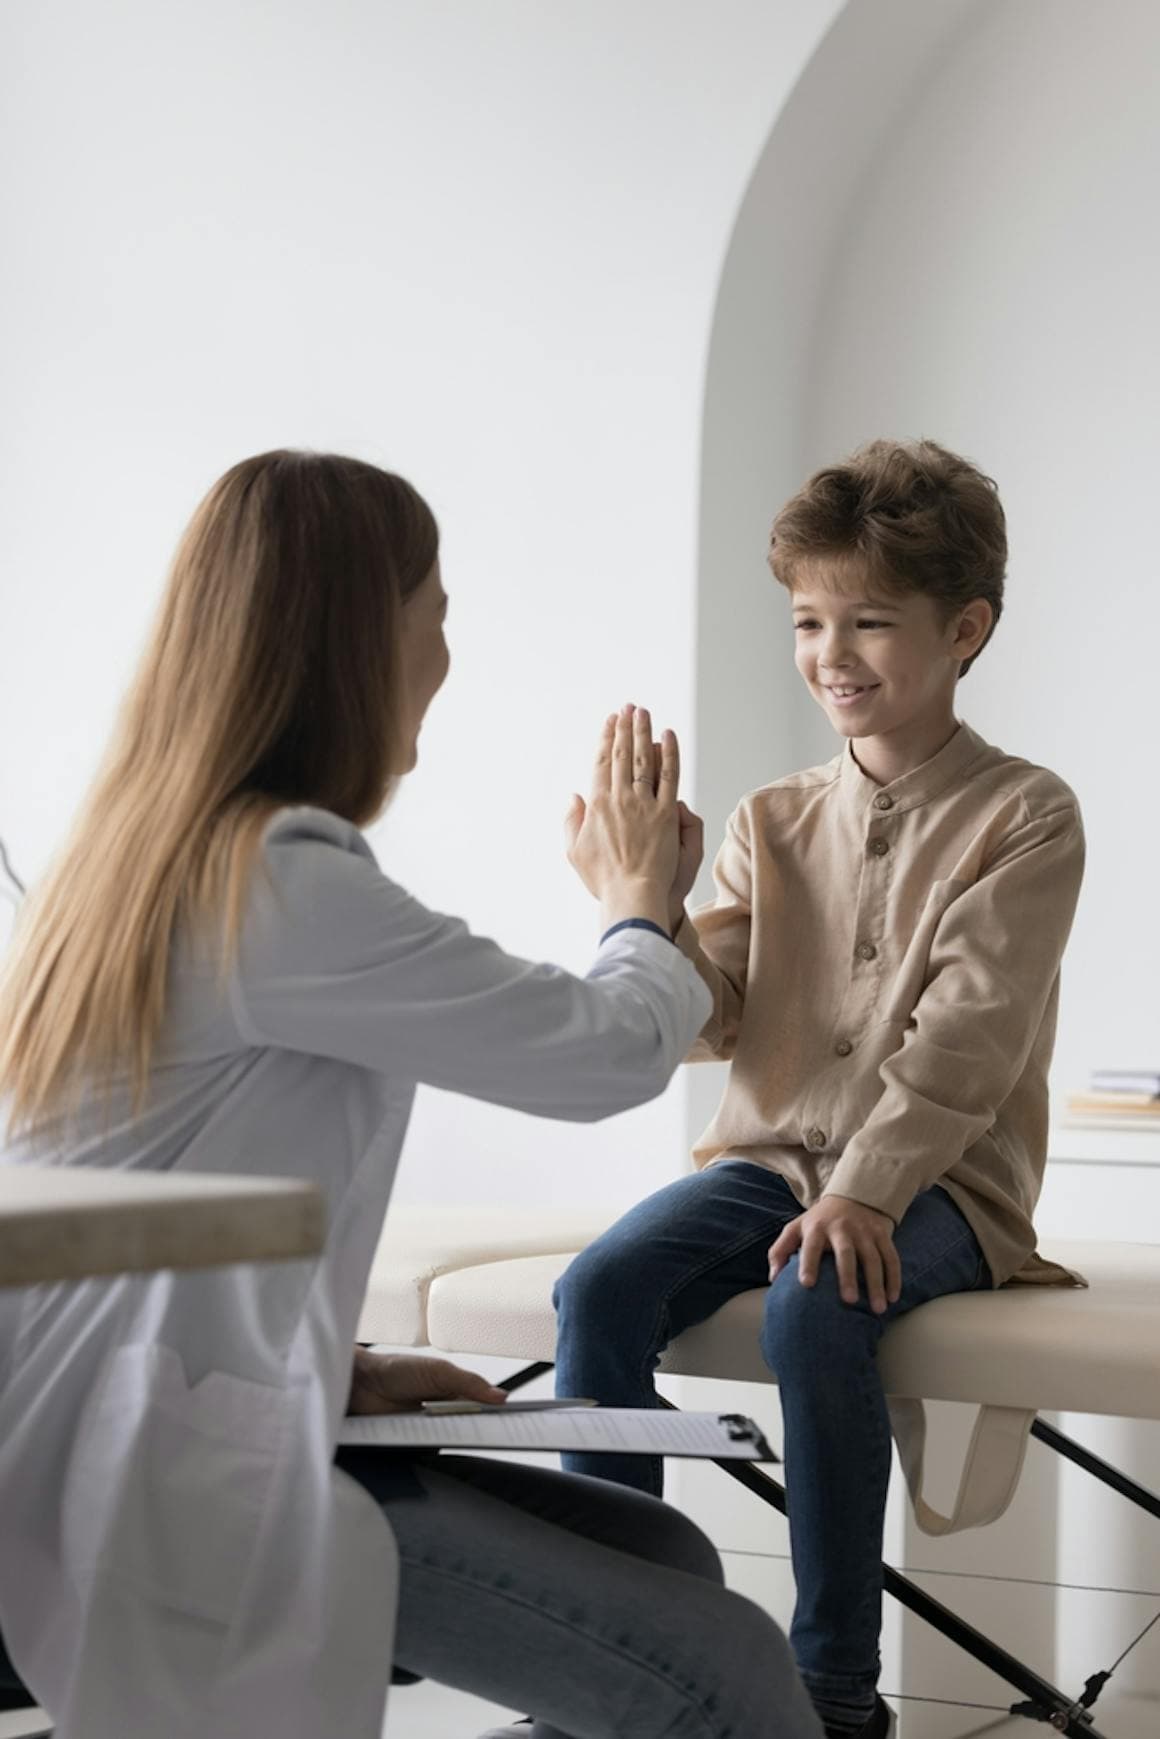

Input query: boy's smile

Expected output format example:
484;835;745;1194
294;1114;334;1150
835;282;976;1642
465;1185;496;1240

822;681;881;710
789;558;992;784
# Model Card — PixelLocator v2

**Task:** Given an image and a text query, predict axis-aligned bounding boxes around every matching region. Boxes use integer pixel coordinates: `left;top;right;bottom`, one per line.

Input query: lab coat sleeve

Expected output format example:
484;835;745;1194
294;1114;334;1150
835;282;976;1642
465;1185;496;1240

228;808;712;1122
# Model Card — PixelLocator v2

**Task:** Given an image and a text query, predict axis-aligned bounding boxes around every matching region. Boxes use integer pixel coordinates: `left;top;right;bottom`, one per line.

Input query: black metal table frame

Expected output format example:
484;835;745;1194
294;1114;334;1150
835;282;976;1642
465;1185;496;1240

502;1361;1160;1739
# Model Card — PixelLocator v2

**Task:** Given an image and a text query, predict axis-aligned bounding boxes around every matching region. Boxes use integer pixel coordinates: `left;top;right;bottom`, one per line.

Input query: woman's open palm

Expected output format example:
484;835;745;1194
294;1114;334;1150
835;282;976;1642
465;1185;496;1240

565;704;681;901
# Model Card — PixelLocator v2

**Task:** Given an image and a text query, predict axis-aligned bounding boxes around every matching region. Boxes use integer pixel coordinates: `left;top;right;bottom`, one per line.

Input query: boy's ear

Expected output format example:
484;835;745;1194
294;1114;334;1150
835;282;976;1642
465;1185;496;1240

953;599;993;661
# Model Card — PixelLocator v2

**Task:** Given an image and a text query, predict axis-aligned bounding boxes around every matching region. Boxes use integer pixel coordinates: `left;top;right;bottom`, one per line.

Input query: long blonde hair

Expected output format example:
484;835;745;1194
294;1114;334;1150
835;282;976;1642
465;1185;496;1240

0;450;438;1133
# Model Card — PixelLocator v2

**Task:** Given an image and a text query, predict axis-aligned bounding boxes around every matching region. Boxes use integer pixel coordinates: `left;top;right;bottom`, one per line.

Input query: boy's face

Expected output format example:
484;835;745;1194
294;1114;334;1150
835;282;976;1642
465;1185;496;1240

789;559;972;746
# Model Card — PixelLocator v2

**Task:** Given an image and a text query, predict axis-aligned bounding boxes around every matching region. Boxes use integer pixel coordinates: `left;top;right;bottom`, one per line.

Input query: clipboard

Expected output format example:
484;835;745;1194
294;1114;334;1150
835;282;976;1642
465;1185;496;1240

337;1406;778;1461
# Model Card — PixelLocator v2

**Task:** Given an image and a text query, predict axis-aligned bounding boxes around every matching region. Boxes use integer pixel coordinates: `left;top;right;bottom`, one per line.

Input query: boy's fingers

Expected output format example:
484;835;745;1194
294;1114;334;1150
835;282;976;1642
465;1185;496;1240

797;1225;824;1288
767;1217;802;1280
882;1238;903;1304
680;804;704;850
859;1240;888;1315
832;1236;859;1304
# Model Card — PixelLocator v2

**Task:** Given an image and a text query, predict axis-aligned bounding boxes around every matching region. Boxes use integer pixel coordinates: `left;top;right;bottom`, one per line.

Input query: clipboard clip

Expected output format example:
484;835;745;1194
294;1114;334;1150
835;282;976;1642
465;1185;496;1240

717;1413;779;1461
719;1412;762;1443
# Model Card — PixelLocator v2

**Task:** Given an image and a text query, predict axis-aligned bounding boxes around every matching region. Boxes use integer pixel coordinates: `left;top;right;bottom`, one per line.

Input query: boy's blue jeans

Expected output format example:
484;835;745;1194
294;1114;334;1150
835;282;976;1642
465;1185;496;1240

553;1161;991;1730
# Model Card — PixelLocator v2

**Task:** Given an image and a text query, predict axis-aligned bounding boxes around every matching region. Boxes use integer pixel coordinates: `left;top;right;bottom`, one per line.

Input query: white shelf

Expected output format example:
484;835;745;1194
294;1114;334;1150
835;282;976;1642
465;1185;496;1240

1048;1120;1160;1166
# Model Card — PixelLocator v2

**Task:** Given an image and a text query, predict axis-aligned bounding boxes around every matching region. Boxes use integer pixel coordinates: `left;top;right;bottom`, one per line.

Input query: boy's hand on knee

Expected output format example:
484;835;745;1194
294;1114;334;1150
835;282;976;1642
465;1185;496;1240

767;1197;901;1315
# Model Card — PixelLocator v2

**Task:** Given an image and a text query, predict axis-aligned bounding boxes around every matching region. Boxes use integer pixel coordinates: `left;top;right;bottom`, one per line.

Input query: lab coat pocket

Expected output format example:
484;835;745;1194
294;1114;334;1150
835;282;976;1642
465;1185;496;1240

62;1342;293;1626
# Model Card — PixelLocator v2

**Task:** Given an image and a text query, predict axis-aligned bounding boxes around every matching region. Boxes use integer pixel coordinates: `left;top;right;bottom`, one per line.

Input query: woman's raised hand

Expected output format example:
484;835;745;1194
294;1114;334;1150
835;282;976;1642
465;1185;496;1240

565;705;681;935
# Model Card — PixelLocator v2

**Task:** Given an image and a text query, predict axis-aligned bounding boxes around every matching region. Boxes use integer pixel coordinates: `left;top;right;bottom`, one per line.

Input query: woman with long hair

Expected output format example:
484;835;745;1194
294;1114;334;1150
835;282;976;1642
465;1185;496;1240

0;451;820;1739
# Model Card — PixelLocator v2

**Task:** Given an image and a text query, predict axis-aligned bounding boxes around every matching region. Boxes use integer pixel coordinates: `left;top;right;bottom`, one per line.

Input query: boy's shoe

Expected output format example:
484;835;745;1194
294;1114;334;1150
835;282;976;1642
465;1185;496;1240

824;1696;896;1739
475;1722;532;1738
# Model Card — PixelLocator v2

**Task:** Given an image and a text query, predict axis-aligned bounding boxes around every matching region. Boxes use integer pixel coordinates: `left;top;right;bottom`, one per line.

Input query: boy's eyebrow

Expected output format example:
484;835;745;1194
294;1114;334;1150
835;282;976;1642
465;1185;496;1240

791;596;902;612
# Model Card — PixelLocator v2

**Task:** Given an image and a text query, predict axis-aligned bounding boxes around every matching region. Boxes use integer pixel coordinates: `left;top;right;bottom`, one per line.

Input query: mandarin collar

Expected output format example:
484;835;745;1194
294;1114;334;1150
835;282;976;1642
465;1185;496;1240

838;721;989;818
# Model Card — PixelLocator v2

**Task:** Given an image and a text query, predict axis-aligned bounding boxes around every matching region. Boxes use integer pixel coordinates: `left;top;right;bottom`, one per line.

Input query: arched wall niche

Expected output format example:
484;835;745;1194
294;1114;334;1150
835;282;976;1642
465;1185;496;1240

687;0;982;1145
692;0;1160;1120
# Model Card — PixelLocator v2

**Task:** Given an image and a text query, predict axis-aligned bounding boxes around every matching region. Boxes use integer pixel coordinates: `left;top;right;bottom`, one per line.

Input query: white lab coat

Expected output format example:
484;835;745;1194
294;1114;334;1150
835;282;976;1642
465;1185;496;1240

0;806;711;1739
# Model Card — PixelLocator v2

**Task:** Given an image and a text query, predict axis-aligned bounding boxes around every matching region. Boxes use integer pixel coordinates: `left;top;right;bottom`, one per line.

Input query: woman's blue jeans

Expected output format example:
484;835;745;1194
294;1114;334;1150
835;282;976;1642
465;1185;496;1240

552;1162;991;1729
338;1449;823;1739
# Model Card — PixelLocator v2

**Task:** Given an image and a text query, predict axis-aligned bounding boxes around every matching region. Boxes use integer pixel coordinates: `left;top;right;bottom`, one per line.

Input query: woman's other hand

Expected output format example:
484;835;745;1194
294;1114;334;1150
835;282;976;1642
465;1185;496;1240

347;1349;508;1415
565;705;680;935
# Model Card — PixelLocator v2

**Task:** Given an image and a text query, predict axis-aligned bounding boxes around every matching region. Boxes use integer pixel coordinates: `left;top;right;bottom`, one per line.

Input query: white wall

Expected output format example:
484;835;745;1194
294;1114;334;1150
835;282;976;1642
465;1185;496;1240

0;0;840;1211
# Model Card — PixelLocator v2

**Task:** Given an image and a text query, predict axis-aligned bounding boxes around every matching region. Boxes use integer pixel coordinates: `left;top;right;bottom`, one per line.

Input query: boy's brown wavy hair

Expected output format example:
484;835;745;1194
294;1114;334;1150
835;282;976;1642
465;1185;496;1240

768;439;1006;677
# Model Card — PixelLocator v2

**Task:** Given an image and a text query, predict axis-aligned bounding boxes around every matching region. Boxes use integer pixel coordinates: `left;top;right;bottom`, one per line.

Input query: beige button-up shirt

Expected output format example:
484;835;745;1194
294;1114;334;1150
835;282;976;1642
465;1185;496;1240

677;723;1086;1287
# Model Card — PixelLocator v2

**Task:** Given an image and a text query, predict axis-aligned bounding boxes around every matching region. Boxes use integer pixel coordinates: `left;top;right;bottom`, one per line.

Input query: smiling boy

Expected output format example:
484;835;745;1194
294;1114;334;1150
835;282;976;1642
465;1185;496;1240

553;440;1086;1739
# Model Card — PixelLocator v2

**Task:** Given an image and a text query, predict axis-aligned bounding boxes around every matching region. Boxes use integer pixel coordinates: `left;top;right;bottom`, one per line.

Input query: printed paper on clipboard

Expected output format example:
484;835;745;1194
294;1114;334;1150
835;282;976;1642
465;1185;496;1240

337;1406;779;1461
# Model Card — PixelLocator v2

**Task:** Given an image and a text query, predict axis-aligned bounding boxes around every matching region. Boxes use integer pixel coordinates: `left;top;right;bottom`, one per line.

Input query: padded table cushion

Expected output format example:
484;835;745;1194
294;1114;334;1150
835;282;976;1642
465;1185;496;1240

423;1239;1160;1419
357;1205;619;1345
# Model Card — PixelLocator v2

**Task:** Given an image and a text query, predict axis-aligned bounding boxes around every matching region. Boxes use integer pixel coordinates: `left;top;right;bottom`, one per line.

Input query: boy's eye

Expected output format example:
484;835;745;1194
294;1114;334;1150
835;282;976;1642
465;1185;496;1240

793;618;893;631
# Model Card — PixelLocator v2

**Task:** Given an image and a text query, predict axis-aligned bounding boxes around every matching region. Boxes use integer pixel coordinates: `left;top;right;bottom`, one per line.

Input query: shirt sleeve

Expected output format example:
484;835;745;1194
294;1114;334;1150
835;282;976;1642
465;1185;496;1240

823;800;1085;1223
675;802;753;1060
228;811;712;1124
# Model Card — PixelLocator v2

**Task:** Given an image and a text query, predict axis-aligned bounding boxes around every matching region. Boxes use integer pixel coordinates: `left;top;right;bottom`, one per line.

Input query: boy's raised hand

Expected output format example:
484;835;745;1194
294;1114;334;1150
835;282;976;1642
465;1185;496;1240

767;1195;902;1316
667;798;704;935
645;736;704;931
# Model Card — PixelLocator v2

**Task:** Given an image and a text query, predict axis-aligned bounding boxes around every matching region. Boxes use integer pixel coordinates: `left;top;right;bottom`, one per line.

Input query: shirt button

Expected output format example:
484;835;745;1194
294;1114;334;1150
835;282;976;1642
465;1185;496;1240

806;1127;827;1150
835;1039;853;1057
868;837;890;857
855;940;878;961
874;793;894;811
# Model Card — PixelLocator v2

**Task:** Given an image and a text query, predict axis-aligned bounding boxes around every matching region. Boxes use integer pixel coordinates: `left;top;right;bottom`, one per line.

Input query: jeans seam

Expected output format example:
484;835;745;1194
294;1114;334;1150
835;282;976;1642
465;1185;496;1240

785;1317;888;1689
851;1347;888;1647
902;1225;979;1291
641;1216;791;1391
399;1558;724;1738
